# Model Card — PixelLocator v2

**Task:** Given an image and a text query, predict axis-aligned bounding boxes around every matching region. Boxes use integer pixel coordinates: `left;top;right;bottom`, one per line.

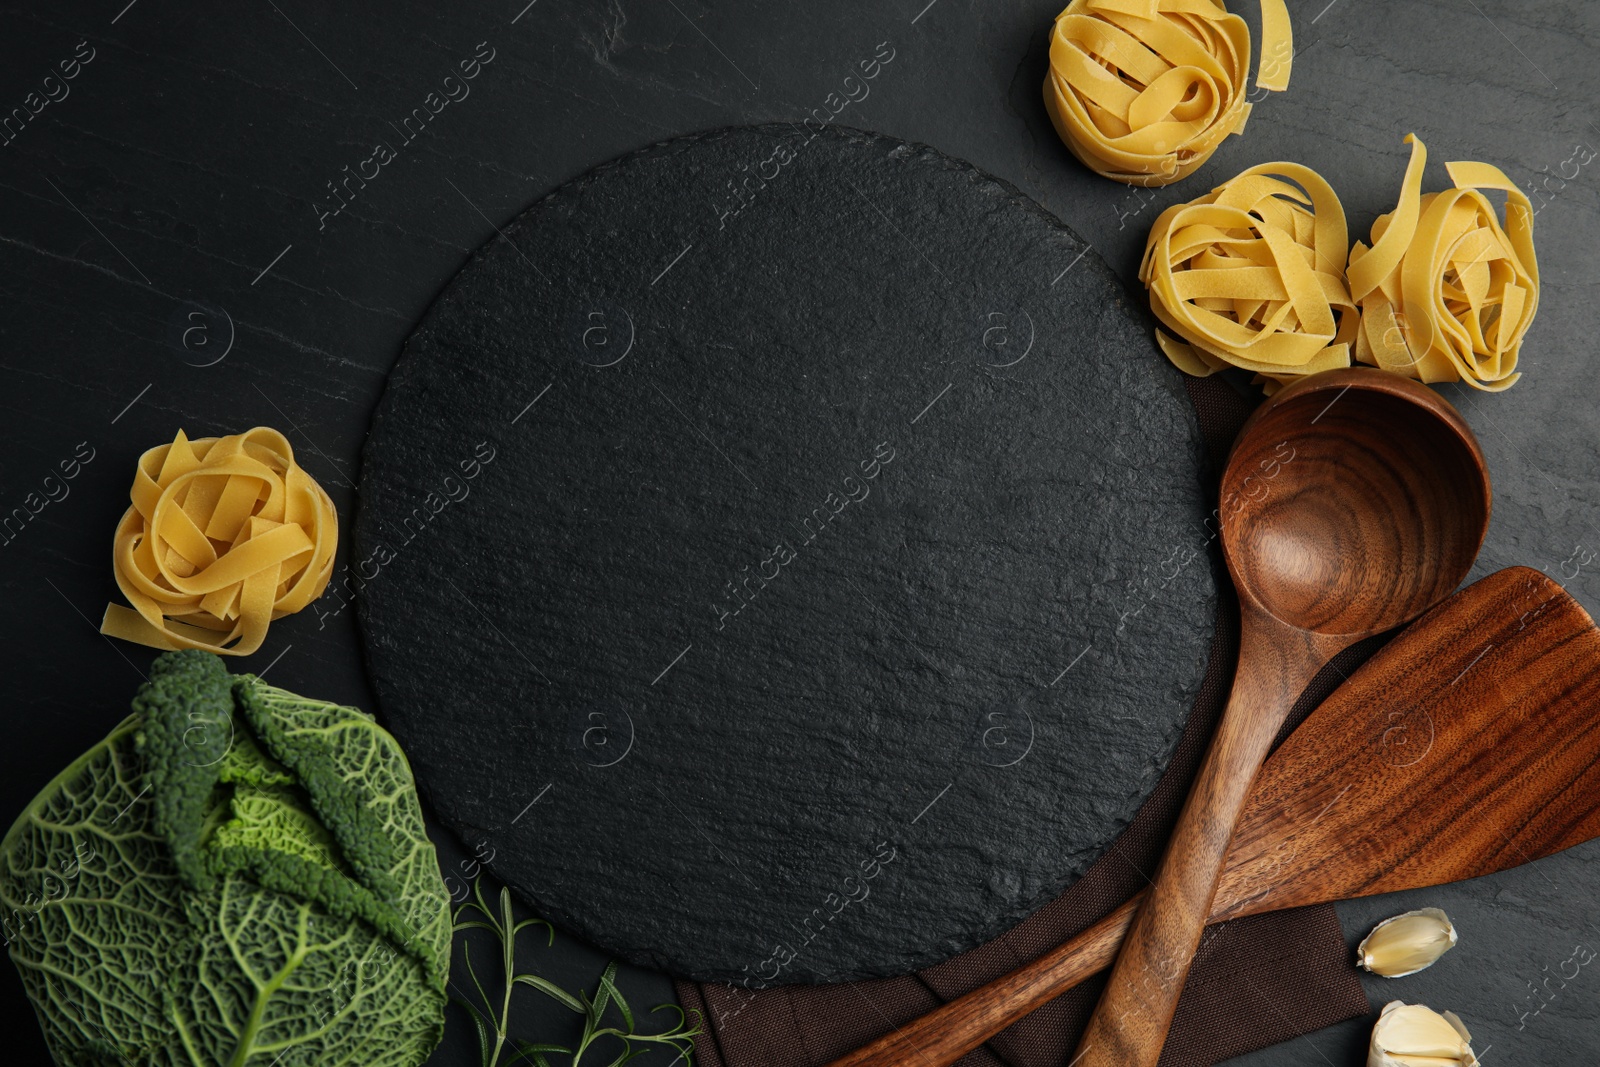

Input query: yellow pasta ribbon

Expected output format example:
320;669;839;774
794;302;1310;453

1350;134;1538;391
1140;161;1357;392
101;427;337;656
1044;0;1294;186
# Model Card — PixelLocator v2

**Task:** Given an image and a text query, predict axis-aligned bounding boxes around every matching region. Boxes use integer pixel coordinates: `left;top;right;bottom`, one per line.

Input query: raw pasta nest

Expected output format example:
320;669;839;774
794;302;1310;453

101;427;337;655
1140;161;1358;392
1350;134;1538;392
1044;0;1293;186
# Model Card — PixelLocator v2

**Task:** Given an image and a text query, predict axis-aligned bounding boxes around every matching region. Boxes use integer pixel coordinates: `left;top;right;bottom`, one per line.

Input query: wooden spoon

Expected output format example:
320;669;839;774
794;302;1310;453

830;565;1600;1067
1074;368;1489;1067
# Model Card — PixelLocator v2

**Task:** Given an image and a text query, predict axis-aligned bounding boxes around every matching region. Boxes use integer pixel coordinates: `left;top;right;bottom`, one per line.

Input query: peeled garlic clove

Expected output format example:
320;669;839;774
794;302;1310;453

1367;1001;1478;1067
1358;907;1458;977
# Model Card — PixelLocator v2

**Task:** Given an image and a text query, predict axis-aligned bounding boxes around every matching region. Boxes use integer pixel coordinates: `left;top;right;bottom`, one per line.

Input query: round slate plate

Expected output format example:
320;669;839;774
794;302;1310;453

357;125;1217;984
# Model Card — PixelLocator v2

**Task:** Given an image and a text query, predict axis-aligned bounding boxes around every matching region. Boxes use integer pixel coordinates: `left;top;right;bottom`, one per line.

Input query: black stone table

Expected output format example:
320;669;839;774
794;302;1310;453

1;0;1597;1063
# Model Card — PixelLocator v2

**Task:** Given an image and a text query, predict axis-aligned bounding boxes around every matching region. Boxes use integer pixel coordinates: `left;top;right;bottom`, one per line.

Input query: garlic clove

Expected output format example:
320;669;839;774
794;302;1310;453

1358;907;1458;977
1367;1001;1478;1067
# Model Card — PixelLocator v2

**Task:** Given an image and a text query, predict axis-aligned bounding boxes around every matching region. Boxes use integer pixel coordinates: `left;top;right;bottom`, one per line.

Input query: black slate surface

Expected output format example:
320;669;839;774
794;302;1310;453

1;0;1598;1063
356;123;1217;983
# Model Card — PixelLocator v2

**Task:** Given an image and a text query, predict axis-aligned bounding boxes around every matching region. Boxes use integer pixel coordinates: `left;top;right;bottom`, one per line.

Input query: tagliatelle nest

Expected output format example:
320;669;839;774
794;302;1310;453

1044;0;1293;186
101;427;337;655
1350;134;1539;392
1139;161;1358;392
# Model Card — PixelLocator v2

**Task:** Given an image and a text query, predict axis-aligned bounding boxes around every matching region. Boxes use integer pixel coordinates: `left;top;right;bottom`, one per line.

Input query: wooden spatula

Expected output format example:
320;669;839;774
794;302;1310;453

829;566;1600;1067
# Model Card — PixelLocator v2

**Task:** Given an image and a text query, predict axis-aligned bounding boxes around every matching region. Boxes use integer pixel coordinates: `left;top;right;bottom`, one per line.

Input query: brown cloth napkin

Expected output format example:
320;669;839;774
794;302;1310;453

676;375;1375;1067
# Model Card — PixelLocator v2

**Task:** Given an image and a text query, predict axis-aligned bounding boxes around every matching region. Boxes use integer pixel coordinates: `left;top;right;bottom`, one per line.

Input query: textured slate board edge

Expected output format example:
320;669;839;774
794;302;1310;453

353;122;1220;983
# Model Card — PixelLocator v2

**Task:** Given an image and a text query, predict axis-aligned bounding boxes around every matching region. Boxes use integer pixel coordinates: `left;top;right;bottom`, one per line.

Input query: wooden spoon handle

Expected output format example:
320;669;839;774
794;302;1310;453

824;896;1142;1067
1071;622;1326;1067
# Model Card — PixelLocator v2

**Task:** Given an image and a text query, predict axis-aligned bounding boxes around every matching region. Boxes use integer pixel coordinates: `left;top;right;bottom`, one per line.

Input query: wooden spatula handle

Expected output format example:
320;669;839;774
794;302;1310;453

1072;619;1328;1067
825;896;1141;1067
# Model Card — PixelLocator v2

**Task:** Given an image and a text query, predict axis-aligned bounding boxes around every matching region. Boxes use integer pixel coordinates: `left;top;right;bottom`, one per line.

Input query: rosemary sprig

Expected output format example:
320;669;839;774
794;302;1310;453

451;878;703;1067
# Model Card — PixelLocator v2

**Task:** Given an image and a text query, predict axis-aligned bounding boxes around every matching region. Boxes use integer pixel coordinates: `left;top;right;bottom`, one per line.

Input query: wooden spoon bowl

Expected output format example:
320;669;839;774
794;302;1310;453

1223;370;1490;639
